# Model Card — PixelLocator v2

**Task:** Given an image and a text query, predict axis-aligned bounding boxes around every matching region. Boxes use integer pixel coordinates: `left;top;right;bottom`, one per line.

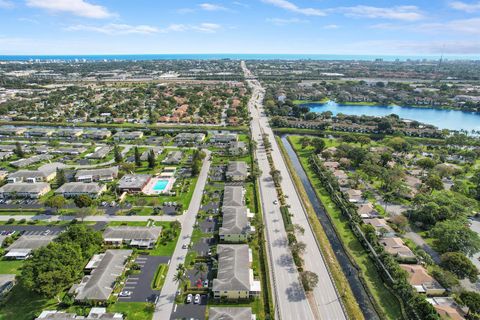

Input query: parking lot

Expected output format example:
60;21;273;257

118;255;170;303
0;225;64;235
170;294;207;320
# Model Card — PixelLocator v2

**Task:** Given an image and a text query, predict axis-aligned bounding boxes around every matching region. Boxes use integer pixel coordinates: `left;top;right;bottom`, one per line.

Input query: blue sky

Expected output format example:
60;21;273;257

0;0;479;55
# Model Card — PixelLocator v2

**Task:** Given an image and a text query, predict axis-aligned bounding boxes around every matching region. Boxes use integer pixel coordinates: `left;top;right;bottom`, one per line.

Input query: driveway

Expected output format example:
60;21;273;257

404;230;441;264
119;255;170;303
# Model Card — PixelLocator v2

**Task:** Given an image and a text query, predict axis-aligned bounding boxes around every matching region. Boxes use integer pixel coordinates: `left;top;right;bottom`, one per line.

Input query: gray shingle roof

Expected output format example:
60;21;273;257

118;174;151;189
0;182;50;194
226;161;248;177
7;235;56;251
219;206;249;236
103;226;162;241
55;182;103;194
209;307;252;320
75;167;118;179
223;186;244;207
212;244;250;292
73;249;132;301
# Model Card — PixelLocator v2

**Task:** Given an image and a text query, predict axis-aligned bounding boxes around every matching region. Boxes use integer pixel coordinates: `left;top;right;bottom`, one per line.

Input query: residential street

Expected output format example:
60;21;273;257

152;149;211;320
243;61;346;320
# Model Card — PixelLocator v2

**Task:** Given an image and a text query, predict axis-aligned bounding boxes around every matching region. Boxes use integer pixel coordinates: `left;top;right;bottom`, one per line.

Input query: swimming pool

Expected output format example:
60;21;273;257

153;179;169;192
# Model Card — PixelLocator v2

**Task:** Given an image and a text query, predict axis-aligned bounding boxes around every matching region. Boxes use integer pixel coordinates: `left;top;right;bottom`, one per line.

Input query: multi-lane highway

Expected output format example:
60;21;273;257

243;61;347;320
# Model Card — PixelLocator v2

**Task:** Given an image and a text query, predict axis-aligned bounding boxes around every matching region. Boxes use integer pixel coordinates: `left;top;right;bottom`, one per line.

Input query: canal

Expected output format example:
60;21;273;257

280;135;380;320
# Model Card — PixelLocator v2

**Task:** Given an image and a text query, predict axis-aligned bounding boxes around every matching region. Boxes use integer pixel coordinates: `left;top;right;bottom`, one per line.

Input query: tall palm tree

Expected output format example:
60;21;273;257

173;270;186;285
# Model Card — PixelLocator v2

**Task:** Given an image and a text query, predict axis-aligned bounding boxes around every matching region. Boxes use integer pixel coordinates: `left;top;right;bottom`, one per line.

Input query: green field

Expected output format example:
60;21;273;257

0;260;24;275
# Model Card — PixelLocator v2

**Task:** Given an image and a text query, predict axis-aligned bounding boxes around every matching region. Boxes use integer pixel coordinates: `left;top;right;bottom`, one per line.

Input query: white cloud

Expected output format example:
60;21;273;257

449;1;480;12
421;18;480;34
199;3;228;11
233;1;249;8
262;0;325;16
323;24;339;29
66;22;222;35
65;24;160;35
335;5;424;21
0;0;13;8
266;17;308;25
26;0;113;19
192;23;222;33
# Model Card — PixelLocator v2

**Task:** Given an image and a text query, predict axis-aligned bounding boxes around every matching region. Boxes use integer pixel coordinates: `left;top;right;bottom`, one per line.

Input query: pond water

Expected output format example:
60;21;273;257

304;100;480;131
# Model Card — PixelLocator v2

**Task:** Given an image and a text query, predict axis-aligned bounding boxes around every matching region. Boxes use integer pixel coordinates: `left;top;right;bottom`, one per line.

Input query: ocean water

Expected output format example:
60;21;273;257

0;54;479;62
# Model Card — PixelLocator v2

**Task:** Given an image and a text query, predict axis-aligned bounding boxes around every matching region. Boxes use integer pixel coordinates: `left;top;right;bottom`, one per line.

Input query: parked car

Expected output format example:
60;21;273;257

186;293;193;304
194;294;201;304
273;200;278;205
182;243;188;249
203;279;209;287
119;290;132;297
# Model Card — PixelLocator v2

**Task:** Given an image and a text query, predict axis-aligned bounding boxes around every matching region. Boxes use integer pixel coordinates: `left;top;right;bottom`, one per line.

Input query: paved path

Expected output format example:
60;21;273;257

243;61;346;320
243;62;315;320
152;149;211;320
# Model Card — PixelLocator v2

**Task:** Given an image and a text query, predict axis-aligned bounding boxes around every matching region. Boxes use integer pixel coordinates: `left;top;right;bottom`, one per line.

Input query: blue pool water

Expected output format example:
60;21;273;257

304;100;480;131
153;179;169;192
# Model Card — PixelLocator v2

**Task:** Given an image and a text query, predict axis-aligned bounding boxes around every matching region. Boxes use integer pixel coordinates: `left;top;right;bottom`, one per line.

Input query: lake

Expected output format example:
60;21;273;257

304;100;480;131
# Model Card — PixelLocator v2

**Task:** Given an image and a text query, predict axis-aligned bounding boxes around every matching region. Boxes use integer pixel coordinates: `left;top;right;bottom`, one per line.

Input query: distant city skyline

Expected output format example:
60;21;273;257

0;0;479;55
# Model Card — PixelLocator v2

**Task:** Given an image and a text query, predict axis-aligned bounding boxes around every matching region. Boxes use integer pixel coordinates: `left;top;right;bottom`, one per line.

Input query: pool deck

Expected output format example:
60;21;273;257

143;177;176;195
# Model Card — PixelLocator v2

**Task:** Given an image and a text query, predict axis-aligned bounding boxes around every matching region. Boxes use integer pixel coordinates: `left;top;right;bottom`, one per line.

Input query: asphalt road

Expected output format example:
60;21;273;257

243;61;347;320
152;149;211;320
243;62;315;320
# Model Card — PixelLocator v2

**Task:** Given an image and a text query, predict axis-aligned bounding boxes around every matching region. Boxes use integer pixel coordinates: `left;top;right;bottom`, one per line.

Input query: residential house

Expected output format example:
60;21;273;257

0;151;13;160
223;186;244;207
86;146;112;159
118;174;152;194
36;308;123;320
229;141;248;156
356;202;379;218
209;307;255;320
25;128;54;137
55;128;84;139
83;130;112;140
7;162;65;183
400;264;446;296
210;133;238;145
5;234;57;259
162;151;183;164
220;206;252;243
140;147;163;161
345;189;363;203
0;126;26;136
323;161;340;171
10;154;52;168
379;237;417;262
226;161;249;182
174;132;205;146
113;131;143;141
70;249;132;302
427;297;466;320
0;182;51;199
55;182;106;198
103;226;162;249
363;218;395;237
75;167;118;182
212;244;261;300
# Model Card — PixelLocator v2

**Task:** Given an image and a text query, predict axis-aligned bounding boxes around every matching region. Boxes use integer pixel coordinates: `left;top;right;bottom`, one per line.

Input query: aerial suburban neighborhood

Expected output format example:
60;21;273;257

0;4;480;317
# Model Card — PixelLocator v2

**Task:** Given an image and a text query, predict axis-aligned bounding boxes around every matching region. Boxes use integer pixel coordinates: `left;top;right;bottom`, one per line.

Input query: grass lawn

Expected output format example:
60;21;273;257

0;284;60;320
108;221;149;227
288;135;404;320
151;264;168;290
0;260;24;275
150;222;180;256
108;302;154;320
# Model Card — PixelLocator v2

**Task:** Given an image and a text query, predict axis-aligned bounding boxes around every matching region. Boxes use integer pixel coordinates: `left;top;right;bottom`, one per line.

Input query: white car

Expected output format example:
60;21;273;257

119;290;132;297
194;294;201;304
182;243;188;249
186;293;193;304
273;200;278;205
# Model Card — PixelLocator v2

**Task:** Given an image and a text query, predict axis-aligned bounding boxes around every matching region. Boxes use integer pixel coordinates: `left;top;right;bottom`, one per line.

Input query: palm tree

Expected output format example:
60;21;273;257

195;263;208;280
173;270;186;285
